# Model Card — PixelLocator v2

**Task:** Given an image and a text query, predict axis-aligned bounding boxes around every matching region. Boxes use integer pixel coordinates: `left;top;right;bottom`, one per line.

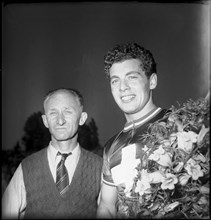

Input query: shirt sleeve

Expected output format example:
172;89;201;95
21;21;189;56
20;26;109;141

102;149;116;187
2;163;26;219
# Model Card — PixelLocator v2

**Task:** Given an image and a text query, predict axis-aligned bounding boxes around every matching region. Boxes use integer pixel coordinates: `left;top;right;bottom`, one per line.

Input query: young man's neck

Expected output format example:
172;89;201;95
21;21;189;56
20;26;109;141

125;100;157;122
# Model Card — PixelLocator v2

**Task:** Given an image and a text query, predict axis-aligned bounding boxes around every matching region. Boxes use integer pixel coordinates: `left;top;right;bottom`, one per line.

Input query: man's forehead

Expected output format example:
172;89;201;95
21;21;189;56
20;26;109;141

48;91;76;100
45;91;79;107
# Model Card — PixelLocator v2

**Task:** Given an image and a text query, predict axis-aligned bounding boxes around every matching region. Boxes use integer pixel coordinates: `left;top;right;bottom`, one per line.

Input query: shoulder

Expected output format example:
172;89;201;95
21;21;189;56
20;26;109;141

149;108;169;124
22;148;47;166
104;132;120;155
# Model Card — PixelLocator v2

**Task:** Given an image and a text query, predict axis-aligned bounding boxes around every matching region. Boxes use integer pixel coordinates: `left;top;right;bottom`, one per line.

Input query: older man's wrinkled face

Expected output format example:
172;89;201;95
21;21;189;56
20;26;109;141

42;91;87;142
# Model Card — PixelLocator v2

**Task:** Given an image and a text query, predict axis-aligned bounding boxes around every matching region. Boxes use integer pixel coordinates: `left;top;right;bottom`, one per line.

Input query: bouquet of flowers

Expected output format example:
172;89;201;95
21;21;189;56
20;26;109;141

117;97;210;219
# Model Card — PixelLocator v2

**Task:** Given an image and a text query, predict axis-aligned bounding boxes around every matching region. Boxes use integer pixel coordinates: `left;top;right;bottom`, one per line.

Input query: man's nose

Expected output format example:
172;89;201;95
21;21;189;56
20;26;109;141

57;113;66;125
120;79;129;91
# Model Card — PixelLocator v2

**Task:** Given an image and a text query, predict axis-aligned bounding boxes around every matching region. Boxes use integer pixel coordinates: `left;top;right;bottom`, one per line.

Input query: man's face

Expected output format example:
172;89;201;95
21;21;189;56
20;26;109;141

42;91;87;142
109;59;157;119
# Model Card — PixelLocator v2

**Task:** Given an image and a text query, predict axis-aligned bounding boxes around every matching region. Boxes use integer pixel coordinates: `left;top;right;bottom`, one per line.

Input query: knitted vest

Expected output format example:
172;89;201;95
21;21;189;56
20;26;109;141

22;147;103;219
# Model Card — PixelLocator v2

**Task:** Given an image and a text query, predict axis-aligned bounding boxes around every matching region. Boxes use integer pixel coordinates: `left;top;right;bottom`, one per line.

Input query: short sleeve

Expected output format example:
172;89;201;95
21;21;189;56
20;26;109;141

102;149;115;187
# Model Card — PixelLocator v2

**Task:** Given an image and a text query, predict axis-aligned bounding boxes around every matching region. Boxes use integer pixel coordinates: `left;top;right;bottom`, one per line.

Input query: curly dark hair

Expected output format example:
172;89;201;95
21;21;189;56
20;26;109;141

104;43;157;79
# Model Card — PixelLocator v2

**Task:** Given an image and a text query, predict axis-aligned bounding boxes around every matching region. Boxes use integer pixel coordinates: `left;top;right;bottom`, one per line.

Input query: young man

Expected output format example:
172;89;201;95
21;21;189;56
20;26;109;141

2;88;103;219
97;43;167;218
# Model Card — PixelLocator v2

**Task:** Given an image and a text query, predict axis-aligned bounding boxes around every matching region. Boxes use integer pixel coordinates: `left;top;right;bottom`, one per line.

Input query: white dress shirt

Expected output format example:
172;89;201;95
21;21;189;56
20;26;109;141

2;142;81;219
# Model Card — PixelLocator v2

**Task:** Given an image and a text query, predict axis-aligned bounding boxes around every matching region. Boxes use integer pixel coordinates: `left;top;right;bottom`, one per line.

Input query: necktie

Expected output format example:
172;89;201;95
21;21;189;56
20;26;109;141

56;152;72;196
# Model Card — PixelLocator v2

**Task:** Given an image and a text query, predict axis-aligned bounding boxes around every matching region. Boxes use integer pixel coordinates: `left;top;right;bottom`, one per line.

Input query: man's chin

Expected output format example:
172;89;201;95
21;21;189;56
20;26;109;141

54;133;78;141
54;135;70;141
121;107;137;115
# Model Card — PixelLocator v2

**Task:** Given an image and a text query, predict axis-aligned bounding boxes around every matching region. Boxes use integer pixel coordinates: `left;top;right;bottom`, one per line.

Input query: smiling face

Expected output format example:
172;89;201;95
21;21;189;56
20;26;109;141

109;58;157;121
42;90;87;143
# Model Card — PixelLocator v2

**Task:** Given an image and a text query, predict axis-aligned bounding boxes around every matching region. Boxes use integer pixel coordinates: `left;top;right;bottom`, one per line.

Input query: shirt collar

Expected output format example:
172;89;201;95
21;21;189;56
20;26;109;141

123;107;162;132
48;142;80;162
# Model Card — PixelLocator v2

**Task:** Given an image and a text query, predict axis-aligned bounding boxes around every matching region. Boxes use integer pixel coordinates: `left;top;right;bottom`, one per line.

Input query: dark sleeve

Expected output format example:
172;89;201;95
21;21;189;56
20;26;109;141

102;135;118;187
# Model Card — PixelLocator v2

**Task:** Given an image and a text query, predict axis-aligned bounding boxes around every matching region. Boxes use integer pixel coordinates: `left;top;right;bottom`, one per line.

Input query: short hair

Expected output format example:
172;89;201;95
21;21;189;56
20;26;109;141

104;42;157;79
43;88;84;112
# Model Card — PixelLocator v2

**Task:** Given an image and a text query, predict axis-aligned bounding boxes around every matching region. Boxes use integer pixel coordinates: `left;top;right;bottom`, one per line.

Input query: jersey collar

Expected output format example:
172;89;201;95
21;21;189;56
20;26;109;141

123;107;162;132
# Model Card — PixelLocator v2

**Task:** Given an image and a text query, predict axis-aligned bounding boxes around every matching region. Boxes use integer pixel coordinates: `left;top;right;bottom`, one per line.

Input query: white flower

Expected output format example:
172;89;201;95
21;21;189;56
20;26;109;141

135;169;151;196
185;158;204;180
176;131;198;153
194;153;206;163
149;201;160;211
135;180;151;196
149;146;172;167
160;139;171;147
178;173;191;185
161;173;178;190
173;162;184;172
149;145;165;160
142;145;149;152
164;201;180;213
149;171;165;184
199;185;210;194
198;196;208;205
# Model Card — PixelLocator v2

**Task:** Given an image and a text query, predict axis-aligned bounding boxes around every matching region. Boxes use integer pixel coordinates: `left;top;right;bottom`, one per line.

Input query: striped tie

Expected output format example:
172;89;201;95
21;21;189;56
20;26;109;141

56;152;72;196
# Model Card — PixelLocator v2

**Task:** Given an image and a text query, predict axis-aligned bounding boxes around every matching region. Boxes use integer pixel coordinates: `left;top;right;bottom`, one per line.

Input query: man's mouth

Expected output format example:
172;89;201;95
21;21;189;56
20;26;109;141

121;95;135;102
56;127;67;130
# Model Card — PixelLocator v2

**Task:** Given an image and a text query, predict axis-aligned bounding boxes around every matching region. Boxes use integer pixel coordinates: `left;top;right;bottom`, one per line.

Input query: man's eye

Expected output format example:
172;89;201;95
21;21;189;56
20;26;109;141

128;75;138;79
111;79;119;85
49;112;57;116
64;111;72;115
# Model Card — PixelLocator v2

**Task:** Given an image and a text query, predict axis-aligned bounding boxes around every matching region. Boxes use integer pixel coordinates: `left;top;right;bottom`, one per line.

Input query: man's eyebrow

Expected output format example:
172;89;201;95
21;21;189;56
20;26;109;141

64;107;75;111
48;108;57;111
110;75;119;80
126;71;141;76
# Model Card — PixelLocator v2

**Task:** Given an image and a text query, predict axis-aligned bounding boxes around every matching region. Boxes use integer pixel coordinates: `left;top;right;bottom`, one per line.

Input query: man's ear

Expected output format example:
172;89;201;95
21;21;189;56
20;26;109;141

149;73;157;90
79;112;88;126
42;114;49;128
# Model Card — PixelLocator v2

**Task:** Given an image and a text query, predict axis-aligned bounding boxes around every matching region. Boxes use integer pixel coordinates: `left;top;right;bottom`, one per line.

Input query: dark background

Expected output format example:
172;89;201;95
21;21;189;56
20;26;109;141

2;1;210;151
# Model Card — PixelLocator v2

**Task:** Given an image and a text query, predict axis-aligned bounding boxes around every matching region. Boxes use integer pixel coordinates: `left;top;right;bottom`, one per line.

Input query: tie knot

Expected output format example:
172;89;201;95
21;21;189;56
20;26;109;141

57;151;72;161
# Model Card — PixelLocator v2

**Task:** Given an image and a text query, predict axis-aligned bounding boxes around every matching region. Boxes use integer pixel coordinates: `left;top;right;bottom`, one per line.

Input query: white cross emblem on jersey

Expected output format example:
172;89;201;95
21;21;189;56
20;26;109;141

111;143;140;195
